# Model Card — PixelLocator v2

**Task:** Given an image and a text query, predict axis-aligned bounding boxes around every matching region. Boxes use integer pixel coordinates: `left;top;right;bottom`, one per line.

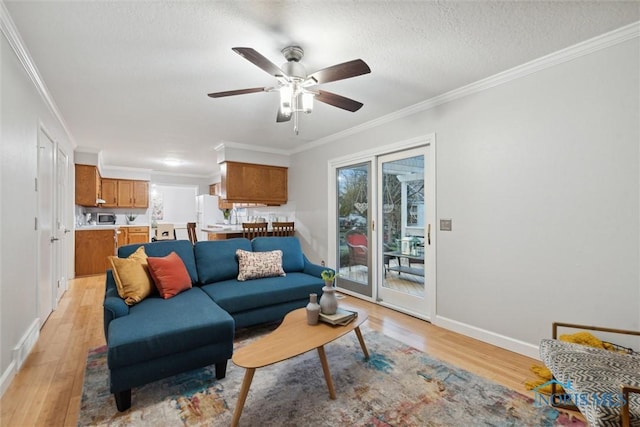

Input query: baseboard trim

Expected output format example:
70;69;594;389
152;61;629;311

13;318;40;369
0;360;16;398
434;315;541;360
0;318;40;398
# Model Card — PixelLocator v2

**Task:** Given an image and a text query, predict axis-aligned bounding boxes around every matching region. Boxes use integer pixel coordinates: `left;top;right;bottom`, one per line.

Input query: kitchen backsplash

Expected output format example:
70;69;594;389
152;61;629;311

75;205;149;226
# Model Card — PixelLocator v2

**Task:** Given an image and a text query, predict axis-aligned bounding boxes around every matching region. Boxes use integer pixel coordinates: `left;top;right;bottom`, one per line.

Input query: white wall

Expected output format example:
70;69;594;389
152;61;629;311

1;30;75;392
290;36;640;357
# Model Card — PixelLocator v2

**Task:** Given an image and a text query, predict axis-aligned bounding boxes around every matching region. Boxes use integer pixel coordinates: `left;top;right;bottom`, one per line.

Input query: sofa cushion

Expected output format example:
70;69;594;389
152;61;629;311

194;238;252;284
147;251;192;298
252;236;305;272
107;287;234;369
108;246;154;305
118;240;199;285
236;249;286;281
201;272;324;314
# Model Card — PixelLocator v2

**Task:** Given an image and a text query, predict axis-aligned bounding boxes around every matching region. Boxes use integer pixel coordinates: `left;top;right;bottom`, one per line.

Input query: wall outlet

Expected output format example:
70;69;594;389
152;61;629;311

440;219;452;231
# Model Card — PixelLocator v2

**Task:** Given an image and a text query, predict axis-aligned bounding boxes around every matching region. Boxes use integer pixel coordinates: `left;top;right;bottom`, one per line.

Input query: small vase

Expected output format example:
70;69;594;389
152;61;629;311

319;283;338;315
306;293;321;325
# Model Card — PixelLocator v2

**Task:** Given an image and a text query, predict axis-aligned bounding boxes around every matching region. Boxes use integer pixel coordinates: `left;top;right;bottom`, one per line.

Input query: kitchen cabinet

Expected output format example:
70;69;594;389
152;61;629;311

100;178;149;208
126;226;149;244
132;181;148;208
117;226;149;246
75;164;102;207
101;178;118;207
116;227;127;247
210;183;234;209
75;229;116;276
220;161;287;205
117;180;134;207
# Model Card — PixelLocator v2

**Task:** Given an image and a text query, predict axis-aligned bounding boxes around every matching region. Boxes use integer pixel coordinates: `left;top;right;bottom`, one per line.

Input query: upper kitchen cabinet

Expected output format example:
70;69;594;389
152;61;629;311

75;164;102;207
220;161;288;205
100;178;149;208
132;181;149;208
100;178;118;207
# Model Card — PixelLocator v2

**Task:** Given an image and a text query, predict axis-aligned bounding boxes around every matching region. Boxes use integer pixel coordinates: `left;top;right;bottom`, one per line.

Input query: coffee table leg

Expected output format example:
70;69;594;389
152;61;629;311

231;368;255;427
354;326;370;360
317;345;336;399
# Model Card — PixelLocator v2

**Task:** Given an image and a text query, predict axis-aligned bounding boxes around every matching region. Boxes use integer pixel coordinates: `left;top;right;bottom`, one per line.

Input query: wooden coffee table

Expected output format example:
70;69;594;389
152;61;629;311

230;306;369;427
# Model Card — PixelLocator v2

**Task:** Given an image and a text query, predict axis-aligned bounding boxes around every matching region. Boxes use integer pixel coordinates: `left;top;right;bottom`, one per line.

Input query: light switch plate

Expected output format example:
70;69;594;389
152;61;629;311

440;219;452;231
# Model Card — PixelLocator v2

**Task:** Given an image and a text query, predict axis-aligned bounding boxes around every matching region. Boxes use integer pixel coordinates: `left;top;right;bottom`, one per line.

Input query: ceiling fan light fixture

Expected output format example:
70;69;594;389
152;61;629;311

301;92;314;113
279;85;293;115
208;46;371;135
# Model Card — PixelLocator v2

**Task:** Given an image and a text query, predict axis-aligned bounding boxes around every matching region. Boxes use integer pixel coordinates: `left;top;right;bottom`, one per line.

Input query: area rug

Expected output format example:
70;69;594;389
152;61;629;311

79;326;584;426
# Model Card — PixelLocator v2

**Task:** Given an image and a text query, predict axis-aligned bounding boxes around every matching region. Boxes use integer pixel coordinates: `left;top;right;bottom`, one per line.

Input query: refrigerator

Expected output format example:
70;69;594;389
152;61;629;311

196;195;225;241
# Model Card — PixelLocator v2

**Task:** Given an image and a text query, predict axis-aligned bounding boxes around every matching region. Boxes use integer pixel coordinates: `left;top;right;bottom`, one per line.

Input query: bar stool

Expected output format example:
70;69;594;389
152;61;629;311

242;222;268;240
271;221;295;236
187;222;197;244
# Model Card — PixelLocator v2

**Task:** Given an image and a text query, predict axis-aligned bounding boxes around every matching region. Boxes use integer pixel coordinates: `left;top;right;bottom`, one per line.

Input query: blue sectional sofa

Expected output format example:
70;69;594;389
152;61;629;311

103;236;327;411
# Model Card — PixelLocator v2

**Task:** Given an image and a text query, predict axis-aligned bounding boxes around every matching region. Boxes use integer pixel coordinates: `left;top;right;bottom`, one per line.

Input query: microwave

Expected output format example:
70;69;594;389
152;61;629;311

97;212;116;225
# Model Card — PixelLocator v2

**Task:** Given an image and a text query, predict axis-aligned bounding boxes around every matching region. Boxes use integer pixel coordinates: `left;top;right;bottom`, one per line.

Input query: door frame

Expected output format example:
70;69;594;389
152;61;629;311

37;125;55;326
327;134;437;319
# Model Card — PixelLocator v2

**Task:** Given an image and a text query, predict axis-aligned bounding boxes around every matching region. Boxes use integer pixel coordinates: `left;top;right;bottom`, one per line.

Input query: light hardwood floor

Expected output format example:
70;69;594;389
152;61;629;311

0;275;581;426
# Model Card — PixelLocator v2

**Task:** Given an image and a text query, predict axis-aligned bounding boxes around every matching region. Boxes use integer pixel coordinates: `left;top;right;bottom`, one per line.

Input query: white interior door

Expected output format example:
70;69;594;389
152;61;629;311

376;145;435;320
55;146;70;302
37;127;55;326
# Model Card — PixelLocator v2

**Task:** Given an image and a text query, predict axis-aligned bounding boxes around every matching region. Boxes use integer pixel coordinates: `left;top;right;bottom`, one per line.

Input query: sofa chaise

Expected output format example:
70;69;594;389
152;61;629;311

103;236;327;411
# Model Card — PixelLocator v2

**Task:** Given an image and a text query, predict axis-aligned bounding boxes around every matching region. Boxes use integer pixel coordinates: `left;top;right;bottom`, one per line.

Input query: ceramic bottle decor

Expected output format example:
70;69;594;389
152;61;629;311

319;281;338;315
306;293;321;325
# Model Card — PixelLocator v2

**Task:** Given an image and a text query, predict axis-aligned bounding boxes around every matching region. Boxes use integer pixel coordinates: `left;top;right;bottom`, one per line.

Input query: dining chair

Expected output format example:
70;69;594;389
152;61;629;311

242;222;268;240
271;221;295;237
186;222;197;244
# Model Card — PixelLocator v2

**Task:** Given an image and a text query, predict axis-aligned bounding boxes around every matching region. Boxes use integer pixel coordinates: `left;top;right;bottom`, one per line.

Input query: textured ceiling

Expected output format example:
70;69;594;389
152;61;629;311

4;1;639;176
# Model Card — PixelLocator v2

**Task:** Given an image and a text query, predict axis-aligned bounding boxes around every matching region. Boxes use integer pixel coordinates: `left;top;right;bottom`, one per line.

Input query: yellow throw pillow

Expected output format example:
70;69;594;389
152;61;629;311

108;246;154;305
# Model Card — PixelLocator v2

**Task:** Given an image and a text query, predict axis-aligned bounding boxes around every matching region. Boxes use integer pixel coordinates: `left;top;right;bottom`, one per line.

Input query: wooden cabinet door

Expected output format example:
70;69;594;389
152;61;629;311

75;229;116;276
101;179;118;207
116;227;127;247
132;181;148;208
75;164;101;206
127;226;149;244
117;180;134;208
222;161;288;204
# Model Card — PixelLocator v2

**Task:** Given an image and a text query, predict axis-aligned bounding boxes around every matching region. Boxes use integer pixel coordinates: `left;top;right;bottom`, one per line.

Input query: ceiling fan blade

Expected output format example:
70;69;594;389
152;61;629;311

232;47;287;78
315;90;364;112
207;87;266;98
307;59;371;85
276;107;292;123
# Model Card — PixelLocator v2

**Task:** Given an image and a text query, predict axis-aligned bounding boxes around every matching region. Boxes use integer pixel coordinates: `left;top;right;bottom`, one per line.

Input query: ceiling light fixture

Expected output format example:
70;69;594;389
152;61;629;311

163;158;183;167
208;45;370;136
278;82;314;135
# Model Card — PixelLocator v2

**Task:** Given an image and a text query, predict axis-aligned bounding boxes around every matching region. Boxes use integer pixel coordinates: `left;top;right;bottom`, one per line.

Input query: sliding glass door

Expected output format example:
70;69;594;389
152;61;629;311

377;147;431;318
330;135;435;319
335;162;372;297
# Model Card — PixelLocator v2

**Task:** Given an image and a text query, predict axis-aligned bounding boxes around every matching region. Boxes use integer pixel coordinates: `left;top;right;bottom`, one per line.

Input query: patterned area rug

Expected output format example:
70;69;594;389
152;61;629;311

79;326;584;426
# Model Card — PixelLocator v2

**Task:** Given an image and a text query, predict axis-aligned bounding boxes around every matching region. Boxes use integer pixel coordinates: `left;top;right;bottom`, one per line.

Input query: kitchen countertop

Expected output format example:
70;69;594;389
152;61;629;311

76;224;150;230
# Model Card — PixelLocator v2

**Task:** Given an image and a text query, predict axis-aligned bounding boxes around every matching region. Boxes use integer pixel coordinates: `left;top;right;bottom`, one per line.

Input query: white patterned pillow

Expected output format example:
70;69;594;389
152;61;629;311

236;249;286;281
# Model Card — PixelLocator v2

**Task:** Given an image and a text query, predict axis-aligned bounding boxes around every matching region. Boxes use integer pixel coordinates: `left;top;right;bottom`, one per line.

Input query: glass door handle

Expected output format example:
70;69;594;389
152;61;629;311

427;224;431;245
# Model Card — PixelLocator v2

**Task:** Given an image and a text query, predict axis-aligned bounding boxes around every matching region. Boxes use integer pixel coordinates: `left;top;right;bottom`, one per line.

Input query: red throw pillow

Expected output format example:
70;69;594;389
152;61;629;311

146;252;192;299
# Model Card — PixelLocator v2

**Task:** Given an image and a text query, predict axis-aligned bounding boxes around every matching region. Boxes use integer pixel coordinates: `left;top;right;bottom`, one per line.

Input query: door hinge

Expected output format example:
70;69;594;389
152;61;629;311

34;177;38;192
34;217;38;230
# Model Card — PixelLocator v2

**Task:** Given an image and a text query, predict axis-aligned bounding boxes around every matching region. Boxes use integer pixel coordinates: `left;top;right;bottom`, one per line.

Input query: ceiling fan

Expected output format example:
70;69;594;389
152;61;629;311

208;46;371;134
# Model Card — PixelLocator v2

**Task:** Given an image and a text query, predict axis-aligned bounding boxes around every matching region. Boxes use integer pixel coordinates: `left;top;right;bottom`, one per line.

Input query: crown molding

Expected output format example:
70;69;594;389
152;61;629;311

295;20;640;154
0;1;77;148
215;140;291;156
